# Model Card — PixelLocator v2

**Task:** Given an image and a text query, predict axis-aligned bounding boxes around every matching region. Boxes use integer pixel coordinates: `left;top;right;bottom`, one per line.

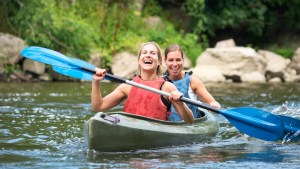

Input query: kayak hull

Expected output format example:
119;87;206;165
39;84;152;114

84;111;219;152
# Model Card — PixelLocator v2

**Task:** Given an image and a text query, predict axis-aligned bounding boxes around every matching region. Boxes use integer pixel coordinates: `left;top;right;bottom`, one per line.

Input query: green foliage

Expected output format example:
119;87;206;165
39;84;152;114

267;45;295;59
3;64;21;75
275;49;294;59
183;0;300;41
11;0;97;60
141;0;164;17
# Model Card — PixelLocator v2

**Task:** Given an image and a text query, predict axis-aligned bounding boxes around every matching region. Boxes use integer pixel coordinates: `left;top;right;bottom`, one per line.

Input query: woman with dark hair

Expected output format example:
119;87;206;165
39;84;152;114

164;44;221;121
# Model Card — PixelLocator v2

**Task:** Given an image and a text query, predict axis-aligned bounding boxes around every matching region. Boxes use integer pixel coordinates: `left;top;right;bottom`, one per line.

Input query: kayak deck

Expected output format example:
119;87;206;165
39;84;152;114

84;110;219;152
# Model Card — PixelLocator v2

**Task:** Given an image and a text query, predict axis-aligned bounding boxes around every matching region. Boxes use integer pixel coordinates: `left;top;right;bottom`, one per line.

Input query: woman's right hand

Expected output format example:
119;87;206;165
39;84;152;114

93;67;106;81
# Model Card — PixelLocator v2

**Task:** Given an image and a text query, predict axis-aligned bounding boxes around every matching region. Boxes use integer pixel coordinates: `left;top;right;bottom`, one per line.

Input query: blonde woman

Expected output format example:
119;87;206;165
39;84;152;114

92;42;194;124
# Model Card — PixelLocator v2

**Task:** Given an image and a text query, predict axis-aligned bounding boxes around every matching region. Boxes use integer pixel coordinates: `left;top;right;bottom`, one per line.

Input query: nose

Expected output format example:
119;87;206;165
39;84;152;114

144;53;153;59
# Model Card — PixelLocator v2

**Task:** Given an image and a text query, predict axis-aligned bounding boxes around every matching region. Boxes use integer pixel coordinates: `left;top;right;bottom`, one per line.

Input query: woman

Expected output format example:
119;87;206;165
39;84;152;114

92;42;194;124
164;44;221;121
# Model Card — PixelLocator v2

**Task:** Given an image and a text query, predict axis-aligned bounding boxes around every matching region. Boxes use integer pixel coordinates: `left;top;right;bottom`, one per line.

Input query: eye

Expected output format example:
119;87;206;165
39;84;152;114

150;51;157;55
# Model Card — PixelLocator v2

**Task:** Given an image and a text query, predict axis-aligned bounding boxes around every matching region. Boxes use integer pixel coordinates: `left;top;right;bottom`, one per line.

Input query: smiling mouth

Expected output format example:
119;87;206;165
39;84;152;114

144;60;153;64
170;66;180;71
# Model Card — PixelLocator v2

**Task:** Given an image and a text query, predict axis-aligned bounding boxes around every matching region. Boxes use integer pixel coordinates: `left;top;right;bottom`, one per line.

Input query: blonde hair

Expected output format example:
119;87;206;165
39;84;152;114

137;42;163;76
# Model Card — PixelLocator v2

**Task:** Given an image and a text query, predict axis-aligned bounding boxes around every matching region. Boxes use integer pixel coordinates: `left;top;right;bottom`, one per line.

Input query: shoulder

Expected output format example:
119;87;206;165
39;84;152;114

115;83;131;95
161;81;177;92
190;74;205;89
190;74;202;83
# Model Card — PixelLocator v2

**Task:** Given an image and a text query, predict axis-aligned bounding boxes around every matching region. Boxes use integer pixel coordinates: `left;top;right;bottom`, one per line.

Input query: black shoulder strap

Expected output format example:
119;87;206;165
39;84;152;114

162;71;172;83
160;81;171;111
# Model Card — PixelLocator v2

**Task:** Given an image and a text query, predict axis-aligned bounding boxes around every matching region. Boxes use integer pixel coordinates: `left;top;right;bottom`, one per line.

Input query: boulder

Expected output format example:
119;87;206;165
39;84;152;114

241;71;266;83
89;50;104;68
111;52;137;79
190;66;226;82
290;47;300;74
196;47;267;82
23;59;46;75
0;33;26;65
215;39;236;48
183;56;192;70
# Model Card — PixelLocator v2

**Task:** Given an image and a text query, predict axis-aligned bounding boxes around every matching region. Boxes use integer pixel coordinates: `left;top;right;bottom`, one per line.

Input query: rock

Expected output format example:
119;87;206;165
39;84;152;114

190;66;226;82
196;47;267;82
241;71;266;83
89;51;103;68
284;68;297;82
265;71;284;82
183;56;192;70
215;39;236;48
111;52;137;79
268;77;282;83
290;47;300;74
38;74;50;81
23;59;46;75
258;50;290;72
0;33;26;65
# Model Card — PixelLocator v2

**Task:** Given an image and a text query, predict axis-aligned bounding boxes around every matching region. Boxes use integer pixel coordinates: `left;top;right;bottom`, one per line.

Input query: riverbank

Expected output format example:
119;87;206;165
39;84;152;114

1;33;300;83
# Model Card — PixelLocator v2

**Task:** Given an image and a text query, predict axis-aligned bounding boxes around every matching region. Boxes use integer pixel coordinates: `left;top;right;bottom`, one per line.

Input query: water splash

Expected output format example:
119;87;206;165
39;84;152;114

282;130;300;143
272;101;300;118
271;102;300;143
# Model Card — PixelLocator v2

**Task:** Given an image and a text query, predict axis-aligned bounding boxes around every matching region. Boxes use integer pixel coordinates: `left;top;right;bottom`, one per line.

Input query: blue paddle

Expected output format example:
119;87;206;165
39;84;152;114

21;46;300;142
278;115;300;142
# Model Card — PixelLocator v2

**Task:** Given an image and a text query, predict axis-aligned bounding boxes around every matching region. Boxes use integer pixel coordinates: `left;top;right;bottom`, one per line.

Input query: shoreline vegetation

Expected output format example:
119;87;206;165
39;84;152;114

0;1;299;83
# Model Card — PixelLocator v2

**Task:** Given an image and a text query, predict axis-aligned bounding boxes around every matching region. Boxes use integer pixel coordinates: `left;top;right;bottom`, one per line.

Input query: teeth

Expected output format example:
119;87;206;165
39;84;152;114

144;60;152;64
172;67;179;71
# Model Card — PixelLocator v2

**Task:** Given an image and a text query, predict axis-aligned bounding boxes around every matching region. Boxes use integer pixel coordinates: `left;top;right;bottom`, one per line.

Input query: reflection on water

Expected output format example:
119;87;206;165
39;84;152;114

0;82;299;168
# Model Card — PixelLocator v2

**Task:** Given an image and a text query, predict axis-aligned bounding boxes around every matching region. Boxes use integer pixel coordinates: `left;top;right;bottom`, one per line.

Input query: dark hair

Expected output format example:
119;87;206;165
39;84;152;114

164;44;184;60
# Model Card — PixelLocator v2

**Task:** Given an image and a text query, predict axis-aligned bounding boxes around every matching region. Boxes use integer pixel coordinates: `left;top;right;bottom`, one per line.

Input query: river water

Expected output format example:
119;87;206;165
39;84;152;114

0;82;299;168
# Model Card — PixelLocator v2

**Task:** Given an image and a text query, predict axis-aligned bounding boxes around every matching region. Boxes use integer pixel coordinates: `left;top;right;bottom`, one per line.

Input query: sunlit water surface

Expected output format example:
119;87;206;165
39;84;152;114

0;82;299;168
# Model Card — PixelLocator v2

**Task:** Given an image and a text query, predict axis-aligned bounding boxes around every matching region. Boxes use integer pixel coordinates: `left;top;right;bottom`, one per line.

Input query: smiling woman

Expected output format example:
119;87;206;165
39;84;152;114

163;44;221;121
137;42;163;77
91;42;194;124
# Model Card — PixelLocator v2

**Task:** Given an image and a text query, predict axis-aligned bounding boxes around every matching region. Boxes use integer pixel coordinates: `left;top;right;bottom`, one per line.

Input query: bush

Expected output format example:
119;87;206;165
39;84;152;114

6;0;207;69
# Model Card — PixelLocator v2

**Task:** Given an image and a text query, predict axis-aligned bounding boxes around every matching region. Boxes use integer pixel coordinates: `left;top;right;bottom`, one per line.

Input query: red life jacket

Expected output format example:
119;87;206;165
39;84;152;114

123;75;170;120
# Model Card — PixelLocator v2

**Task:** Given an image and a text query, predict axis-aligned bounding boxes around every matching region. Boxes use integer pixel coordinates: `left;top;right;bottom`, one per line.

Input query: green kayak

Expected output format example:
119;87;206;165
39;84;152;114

84;110;219;152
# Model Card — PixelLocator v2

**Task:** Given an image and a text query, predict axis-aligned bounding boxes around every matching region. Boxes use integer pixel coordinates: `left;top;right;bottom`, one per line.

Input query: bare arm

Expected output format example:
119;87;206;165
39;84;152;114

91;68;129;112
91;81;128;112
190;75;221;108
162;82;194;124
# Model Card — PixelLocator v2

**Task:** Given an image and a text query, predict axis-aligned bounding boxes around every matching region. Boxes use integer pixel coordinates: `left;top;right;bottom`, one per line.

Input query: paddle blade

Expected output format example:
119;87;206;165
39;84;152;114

69;58;95;70
52;57;95;80
21;46;74;68
278;115;300;142
220;107;284;141
52;58;114;81
52;66;93;80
